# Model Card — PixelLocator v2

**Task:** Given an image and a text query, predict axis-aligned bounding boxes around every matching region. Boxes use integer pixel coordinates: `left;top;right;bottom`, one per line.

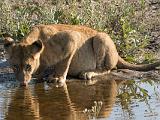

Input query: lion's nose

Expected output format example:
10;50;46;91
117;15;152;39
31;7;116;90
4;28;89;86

20;81;28;86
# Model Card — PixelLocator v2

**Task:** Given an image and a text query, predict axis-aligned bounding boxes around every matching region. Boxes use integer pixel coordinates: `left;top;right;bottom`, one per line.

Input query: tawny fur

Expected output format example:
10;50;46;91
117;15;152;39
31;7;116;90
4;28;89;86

4;24;160;85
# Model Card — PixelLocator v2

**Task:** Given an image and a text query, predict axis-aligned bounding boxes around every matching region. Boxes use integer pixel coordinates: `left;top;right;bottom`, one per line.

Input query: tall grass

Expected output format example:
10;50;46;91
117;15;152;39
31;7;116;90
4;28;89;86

0;0;158;62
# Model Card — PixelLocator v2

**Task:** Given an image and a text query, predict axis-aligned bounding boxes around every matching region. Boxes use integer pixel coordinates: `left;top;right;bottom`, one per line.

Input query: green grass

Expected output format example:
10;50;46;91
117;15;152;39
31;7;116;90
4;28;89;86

0;0;158;62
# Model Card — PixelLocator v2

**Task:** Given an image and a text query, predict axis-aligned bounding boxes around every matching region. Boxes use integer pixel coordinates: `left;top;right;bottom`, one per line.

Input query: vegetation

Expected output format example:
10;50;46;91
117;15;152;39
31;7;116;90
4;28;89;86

0;0;159;62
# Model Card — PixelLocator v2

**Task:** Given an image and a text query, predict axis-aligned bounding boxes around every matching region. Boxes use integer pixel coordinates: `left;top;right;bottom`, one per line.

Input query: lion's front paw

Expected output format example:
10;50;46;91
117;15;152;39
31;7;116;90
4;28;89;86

79;72;95;80
47;76;66;87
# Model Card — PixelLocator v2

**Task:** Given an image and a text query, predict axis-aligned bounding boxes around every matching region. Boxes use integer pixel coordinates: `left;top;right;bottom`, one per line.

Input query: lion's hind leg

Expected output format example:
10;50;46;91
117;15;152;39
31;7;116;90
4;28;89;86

79;32;118;80
79;70;111;80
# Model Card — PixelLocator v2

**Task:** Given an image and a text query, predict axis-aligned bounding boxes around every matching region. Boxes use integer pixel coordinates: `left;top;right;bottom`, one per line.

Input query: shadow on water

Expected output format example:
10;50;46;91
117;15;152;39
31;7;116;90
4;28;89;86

1;76;125;120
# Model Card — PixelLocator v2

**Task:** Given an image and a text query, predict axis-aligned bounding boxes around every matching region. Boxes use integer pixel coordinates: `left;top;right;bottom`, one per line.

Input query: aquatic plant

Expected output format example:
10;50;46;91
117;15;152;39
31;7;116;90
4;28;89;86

83;101;103;119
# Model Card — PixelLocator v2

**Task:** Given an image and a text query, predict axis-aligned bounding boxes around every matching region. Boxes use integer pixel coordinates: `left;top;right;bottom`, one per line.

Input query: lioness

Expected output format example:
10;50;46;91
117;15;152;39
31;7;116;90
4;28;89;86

4;24;160;86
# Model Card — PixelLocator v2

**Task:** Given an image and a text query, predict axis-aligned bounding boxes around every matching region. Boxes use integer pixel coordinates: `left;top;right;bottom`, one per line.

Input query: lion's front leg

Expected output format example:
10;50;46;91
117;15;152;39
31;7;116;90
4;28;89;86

44;31;80;86
47;56;73;86
48;52;75;87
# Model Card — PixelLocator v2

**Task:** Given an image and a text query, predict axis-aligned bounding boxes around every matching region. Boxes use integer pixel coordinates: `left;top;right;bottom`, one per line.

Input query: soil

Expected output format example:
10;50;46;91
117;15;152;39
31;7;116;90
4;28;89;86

145;0;160;52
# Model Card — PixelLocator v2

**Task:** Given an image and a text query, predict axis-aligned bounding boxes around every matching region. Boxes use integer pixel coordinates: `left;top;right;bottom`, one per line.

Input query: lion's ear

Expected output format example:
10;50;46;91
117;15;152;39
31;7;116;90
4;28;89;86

30;40;44;57
3;37;15;53
4;37;14;47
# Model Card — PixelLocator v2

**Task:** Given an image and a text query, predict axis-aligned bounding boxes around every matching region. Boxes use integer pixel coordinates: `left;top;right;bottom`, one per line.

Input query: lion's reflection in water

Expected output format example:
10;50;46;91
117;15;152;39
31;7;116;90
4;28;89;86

6;77;124;120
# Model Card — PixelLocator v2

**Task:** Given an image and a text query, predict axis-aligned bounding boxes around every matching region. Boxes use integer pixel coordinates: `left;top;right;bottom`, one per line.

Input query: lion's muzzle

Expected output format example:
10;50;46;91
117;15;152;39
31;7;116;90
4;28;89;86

17;71;32;86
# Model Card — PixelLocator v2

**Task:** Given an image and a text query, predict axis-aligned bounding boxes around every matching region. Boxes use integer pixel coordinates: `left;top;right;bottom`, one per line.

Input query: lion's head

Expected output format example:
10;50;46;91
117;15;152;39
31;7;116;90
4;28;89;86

4;37;44;86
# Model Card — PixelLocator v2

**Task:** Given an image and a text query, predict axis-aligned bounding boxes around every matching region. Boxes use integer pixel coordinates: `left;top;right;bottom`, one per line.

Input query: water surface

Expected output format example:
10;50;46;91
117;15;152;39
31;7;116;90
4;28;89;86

0;73;160;120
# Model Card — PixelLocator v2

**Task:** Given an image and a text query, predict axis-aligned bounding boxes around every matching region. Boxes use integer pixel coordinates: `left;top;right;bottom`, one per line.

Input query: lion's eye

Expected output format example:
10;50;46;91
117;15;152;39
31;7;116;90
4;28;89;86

25;64;32;72
12;65;19;72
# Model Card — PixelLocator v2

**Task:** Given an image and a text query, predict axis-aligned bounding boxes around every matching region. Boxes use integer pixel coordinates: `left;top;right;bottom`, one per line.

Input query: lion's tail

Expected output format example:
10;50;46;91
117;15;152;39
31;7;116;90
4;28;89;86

117;56;160;71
